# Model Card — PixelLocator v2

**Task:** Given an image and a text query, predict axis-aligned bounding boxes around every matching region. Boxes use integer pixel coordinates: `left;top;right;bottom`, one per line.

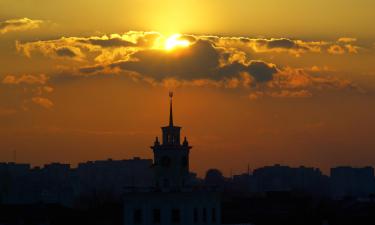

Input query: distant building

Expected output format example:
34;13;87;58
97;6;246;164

37;163;75;205
0;162;31;204
0;158;154;206
123;93;221;225
252;164;328;195
77;157;153;196
330;166;375;199
231;173;257;193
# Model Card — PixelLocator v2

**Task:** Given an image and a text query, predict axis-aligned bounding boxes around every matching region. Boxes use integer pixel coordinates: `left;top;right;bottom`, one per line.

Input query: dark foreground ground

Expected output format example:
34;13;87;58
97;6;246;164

1;192;375;225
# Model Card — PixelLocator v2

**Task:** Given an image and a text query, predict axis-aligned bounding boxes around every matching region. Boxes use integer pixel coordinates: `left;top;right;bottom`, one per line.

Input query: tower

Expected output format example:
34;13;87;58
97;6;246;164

151;92;192;190
124;92;221;225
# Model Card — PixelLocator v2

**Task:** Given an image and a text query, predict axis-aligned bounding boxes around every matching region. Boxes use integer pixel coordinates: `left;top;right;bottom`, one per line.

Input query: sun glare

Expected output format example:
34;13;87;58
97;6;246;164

164;34;190;51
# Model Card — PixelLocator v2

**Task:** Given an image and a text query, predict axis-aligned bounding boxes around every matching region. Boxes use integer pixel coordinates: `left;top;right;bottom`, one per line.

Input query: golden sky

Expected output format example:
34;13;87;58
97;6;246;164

1;0;375;176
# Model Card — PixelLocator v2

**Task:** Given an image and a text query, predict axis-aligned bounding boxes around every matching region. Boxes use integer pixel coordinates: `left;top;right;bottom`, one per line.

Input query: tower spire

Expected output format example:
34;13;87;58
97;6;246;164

169;91;174;127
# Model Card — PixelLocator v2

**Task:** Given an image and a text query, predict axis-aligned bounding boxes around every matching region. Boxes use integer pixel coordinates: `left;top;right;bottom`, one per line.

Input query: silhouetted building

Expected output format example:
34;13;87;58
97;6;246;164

37;163;77;205
0;158;154;206
253;164;328;195
123;93;221;225
330;166;375;199
78;157;153;196
0;162;31;204
231;173;257;193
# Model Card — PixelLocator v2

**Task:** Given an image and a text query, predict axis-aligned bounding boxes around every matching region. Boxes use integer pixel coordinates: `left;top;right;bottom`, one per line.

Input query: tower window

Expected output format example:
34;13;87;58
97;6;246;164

153;209;161;224
171;208;180;224
134;209;142;224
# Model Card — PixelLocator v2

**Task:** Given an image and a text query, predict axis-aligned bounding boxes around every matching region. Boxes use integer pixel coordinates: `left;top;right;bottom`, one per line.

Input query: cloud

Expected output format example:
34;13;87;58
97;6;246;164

212;36;361;56
105;39;277;83
15;32;160;62
1;74;54;110
326;37;360;54
0;18;43;34
2;74;48;85
245;61;277;82
337;37;357;43
213;37;325;56
268;90;313;98
13;31;363;101
16;40;85;60
16;32;362;66
79;37;136;48
269;67;362;93
327;45;346;55
248;91;265;100
110;39;223;80
217;61;277;82
248;90;312;100
344;44;359;54
79;65;105;74
55;47;79;57
266;38;297;49
32;97;54;109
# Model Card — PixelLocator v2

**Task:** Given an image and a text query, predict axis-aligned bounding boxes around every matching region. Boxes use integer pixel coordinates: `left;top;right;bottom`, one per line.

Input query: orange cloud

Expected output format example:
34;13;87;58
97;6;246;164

0;18;43;34
268;90;313;98
16;40;86;61
1;74;54;110
32;97;54;109
248;89;312;100
12;32;364;102
2;74;48;85
213;36;361;56
16;32;363;66
15;32;161;62
327;45;346;55
337;37;357;43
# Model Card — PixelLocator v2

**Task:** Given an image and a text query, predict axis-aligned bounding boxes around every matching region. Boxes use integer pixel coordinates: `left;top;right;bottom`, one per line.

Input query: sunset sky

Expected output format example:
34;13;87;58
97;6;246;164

1;0;375;176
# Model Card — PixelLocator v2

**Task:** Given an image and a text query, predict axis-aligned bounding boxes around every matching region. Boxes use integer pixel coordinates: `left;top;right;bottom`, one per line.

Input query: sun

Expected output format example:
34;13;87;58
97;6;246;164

164;34;190;51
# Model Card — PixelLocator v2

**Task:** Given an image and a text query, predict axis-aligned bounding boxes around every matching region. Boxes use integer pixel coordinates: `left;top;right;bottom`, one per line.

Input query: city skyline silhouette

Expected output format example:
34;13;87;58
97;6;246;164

1;92;373;177
0;94;374;225
1;1;375;224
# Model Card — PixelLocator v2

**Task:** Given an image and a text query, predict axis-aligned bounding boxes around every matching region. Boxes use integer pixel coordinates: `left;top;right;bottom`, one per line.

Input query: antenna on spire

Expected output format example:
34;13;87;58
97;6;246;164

169;91;174;127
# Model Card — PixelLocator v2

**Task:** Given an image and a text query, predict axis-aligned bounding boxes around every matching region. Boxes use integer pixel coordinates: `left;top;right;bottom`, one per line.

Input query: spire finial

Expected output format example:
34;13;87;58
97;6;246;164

169;92;173;127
